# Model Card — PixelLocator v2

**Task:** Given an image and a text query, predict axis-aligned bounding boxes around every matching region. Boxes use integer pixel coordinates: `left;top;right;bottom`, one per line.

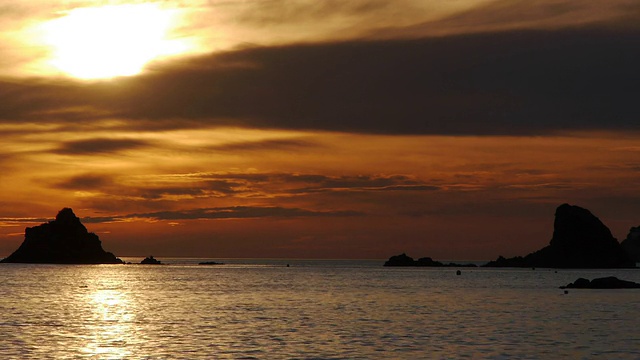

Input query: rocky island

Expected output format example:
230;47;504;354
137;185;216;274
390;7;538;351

386;204;636;269
560;277;640;289
484;204;635;268
140;256;162;265
384;253;477;267
621;226;640;263
1;208;123;264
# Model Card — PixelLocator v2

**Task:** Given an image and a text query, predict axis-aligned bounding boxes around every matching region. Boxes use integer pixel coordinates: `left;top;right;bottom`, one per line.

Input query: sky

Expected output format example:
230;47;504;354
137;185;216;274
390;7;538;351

0;0;639;260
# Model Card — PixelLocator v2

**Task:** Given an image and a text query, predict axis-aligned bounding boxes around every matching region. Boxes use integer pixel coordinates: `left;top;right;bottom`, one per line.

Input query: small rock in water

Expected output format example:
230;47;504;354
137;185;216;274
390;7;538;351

560;276;640;289
141;256;162;265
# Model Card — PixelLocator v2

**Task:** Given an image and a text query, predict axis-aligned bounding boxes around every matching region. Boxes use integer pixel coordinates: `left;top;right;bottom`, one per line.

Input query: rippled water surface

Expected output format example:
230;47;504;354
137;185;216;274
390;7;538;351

1;259;639;359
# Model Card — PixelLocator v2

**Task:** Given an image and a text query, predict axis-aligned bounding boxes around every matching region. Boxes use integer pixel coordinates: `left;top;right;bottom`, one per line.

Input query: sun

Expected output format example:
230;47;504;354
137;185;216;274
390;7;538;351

40;4;188;79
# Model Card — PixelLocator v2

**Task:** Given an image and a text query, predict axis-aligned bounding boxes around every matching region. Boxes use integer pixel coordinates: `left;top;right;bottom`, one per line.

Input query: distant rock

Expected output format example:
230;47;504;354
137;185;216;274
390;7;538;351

560;276;640;289
198;261;224;265
384;253;477;267
140;256;162;265
0;208;123;264
621;226;640;263
384;253;416;266
485;204;635;268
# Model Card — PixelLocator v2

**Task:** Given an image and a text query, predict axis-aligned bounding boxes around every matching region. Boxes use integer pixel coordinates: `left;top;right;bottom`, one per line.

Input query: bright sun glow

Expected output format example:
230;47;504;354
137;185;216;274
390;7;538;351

41;4;188;79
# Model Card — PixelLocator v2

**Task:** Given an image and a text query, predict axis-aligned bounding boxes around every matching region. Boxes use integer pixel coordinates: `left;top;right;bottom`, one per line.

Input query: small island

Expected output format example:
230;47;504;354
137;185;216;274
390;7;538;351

384;253;477;267
199;261;224;265
140;256;162;265
560;277;640;289
0;208;123;264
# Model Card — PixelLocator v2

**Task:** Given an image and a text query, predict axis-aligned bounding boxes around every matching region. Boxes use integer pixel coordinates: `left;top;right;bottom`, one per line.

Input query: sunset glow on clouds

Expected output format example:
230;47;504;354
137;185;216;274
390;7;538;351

0;0;638;259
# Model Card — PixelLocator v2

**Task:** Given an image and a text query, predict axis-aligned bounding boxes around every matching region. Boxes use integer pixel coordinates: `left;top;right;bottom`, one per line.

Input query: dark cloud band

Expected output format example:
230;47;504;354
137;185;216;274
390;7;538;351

1;27;638;135
81;206;363;223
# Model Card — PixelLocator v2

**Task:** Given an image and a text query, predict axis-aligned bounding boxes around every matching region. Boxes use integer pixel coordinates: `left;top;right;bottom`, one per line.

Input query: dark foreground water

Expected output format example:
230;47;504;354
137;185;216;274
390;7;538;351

1;258;639;359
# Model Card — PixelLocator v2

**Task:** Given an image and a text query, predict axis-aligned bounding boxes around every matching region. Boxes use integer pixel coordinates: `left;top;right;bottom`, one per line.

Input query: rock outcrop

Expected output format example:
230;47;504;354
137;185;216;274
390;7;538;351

560;276;640;289
485;204;635;268
1;208;123;264
140;256;162;265
384;253;477;267
621;226;640;263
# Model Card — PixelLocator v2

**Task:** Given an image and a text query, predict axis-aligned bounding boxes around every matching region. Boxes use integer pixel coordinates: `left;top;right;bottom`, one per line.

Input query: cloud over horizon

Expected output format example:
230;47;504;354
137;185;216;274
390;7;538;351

50;171;443;203
0;26;638;136
70;206;363;224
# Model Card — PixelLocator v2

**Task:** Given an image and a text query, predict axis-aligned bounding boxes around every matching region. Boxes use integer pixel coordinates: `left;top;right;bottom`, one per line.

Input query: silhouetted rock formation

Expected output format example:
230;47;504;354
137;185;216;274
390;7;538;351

384;253;416;266
141;256;162;265
621;226;640;263
0;208;123;264
198;261;224;265
560;276;640;289
485;204;635;268
384;253;477;267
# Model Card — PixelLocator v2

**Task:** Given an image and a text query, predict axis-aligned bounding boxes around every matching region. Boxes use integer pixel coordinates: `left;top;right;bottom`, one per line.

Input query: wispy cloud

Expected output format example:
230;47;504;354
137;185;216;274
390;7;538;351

370;0;640;39
49;171;443;203
81;206;363;223
54;138;149;155
0;217;51;226
54;174;113;189
0;205;363;225
228;0;397;26
209;138;319;152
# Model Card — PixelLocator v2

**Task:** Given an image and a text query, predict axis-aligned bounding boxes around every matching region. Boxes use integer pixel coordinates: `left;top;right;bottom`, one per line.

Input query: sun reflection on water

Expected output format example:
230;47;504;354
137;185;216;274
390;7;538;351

80;285;137;358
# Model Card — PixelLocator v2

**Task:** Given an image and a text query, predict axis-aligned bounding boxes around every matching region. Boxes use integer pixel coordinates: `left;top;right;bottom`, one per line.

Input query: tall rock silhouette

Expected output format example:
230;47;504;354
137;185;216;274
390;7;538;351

621;226;640;263
485;204;635;268
1;208;123;264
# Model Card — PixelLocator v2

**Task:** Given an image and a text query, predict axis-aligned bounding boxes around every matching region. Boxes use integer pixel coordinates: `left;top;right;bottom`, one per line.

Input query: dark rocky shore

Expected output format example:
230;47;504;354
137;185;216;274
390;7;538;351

1;208;123;264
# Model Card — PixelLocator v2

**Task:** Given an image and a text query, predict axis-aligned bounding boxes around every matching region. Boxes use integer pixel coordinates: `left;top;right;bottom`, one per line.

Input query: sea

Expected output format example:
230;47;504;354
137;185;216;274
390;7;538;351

1;258;639;359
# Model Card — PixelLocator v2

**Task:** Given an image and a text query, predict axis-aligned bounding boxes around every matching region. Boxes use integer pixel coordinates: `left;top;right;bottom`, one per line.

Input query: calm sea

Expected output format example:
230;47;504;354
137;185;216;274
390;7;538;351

1;258;639;359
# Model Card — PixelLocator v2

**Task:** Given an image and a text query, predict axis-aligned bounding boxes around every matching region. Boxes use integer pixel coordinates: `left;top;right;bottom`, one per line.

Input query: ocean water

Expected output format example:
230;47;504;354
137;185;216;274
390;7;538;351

1;258;639;359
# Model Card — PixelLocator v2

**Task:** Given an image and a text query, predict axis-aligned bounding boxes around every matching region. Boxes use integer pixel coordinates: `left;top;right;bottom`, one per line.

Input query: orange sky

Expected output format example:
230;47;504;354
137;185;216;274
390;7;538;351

1;0;639;260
